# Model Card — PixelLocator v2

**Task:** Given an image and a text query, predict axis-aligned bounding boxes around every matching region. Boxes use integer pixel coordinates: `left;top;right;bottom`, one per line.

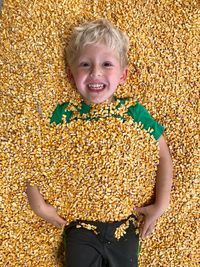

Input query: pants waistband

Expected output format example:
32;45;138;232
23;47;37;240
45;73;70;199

64;214;138;240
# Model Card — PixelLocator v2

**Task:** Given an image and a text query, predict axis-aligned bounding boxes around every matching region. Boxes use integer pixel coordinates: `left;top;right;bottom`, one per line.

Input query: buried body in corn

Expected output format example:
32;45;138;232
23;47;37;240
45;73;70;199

1;1;198;265
28;100;159;239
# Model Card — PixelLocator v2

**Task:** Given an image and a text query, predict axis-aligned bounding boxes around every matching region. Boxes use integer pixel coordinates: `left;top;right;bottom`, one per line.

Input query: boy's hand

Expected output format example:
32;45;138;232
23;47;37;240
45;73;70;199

135;204;166;239
38;203;66;228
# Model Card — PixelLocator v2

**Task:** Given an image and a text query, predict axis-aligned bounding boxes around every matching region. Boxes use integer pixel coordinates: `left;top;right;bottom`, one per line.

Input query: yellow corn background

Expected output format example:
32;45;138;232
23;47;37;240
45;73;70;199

0;0;199;266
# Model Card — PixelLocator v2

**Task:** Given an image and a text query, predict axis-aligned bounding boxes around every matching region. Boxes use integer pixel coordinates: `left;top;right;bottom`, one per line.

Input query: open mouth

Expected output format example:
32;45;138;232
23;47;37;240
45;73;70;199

87;83;106;92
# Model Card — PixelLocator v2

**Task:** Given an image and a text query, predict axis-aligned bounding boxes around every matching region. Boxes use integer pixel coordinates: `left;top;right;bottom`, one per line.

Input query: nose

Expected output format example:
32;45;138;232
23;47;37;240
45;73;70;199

90;65;102;77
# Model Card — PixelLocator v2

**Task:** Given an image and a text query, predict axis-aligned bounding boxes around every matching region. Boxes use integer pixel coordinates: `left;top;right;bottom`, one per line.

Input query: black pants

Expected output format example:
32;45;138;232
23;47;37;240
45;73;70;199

63;218;139;267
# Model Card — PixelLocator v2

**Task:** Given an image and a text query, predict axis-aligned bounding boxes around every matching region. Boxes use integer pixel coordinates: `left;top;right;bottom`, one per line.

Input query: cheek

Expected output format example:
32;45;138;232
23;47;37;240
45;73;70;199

76;71;88;82
73;74;83;85
110;75;121;85
108;70;121;82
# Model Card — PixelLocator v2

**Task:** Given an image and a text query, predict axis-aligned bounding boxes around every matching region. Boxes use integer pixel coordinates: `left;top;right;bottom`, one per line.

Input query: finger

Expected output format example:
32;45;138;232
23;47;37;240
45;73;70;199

53;220;66;229
141;220;149;238
146;222;155;235
142;222;155;238
135;207;145;213
140;219;151;239
56;215;66;225
51;221;62;228
141;223;149;239
135;207;147;216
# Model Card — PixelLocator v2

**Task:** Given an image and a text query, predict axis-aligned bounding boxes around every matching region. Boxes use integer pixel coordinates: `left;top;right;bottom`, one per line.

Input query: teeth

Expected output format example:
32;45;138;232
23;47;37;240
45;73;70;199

88;83;104;89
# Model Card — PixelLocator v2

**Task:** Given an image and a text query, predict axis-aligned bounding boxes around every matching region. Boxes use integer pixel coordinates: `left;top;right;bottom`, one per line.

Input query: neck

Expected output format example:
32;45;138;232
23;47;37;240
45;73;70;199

83;96;116;106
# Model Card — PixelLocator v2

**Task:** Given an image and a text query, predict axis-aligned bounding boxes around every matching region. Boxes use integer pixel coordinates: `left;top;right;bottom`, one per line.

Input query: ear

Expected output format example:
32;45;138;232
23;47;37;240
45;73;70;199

119;67;128;85
66;67;75;83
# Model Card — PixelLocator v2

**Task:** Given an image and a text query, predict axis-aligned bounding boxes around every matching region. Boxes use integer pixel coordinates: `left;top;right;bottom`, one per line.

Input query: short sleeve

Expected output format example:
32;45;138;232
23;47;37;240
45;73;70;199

127;102;165;140
50;102;73;124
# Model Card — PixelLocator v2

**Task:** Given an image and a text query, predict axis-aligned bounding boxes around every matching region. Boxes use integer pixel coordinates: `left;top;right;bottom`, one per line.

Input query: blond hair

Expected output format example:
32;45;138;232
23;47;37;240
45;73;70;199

65;19;129;68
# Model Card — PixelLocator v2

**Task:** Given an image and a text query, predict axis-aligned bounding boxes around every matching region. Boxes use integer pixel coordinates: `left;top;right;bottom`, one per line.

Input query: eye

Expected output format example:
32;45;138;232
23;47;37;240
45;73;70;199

103;62;113;68
79;62;90;68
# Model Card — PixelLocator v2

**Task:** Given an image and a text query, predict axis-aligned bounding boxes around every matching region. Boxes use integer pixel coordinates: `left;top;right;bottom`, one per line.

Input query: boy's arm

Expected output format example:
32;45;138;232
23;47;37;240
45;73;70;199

26;183;66;228
154;135;173;210
135;135;173;238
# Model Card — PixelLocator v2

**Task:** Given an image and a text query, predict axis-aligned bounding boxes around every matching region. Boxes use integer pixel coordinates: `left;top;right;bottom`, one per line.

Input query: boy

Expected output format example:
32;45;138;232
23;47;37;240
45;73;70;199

26;19;173;267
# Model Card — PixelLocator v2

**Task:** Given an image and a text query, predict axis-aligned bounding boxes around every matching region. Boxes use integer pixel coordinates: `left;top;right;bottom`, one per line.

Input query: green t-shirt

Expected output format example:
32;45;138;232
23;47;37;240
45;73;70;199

50;98;164;140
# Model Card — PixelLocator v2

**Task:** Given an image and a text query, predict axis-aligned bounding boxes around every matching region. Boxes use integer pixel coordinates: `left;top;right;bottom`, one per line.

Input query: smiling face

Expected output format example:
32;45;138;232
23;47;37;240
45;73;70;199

70;43;128;104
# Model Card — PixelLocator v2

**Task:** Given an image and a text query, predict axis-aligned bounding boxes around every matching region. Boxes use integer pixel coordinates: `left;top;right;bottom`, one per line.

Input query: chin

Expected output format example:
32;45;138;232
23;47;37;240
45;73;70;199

89;96;115;105
84;96;104;105
91;99;105;104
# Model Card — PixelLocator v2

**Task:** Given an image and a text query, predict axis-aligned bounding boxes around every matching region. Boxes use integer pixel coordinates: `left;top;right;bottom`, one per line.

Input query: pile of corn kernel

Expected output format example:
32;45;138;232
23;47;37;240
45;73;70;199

28;113;159;224
1;0;199;266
